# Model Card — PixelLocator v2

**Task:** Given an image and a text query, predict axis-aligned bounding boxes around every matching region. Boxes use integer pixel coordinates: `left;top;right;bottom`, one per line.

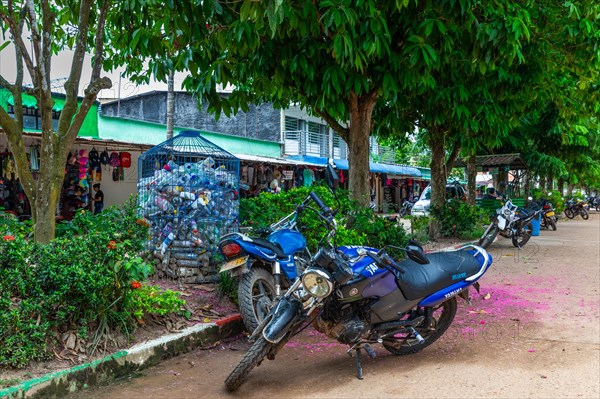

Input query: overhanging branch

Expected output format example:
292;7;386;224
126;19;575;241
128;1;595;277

315;109;349;143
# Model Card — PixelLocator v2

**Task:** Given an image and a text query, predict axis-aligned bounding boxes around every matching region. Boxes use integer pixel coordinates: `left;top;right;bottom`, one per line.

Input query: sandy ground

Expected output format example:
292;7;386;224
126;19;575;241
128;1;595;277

71;213;600;399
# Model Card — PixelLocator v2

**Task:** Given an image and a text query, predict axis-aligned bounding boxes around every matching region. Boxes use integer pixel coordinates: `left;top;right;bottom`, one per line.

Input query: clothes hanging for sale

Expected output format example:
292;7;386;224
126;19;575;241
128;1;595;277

29;146;40;171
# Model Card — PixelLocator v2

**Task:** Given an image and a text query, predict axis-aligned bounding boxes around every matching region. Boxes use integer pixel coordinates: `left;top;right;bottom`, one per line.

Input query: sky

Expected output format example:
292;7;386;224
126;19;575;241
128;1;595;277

0;43;188;100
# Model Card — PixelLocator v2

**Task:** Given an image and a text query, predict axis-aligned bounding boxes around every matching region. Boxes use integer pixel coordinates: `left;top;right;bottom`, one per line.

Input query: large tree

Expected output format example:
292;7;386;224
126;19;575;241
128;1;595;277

0;0;112;243
110;0;533;205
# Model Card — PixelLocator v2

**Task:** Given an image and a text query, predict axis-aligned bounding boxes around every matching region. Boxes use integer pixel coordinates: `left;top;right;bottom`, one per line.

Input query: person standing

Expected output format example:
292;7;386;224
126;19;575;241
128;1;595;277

92;183;104;215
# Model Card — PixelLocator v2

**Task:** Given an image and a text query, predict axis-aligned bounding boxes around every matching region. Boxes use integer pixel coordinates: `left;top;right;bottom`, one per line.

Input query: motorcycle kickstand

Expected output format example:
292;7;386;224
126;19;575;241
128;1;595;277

355;348;364;380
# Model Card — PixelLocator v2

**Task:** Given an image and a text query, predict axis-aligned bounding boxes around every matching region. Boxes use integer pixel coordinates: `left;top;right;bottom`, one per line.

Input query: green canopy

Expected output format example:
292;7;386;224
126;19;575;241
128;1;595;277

7;92;65;111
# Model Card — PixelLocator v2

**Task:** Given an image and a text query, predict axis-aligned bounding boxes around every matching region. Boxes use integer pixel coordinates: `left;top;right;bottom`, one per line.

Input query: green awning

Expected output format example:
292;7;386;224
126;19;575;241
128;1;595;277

417;167;431;180
7;93;65;111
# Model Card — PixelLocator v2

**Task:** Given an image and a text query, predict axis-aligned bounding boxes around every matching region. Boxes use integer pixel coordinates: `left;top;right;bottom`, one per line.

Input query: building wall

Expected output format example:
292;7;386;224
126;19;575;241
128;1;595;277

100;92;282;143
98;116;282;158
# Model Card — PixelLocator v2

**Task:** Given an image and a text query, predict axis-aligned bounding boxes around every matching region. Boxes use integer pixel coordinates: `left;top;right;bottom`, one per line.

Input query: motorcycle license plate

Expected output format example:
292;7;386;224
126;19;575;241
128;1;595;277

221;256;248;272
498;217;506;230
546;211;555;217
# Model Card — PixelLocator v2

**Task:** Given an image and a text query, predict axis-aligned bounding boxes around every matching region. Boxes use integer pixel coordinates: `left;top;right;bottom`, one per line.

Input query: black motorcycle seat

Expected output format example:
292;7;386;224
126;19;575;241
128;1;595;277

248;237;286;258
395;249;482;300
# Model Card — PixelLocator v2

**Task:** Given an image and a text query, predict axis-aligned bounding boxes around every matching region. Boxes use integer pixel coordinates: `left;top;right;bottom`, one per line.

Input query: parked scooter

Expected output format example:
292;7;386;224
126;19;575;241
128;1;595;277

224;165;493;391
218;208;310;332
478;196;540;249
398;199;415;218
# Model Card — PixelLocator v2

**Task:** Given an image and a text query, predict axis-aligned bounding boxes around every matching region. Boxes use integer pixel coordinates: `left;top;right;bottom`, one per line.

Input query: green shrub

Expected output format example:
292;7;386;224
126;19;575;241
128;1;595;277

240;185;407;253
0;198;185;368
407;215;430;243
430;199;487;239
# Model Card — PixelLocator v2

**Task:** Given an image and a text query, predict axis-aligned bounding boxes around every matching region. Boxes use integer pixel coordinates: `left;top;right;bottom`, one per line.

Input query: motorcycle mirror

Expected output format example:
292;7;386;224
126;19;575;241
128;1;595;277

325;164;339;190
406;240;429;265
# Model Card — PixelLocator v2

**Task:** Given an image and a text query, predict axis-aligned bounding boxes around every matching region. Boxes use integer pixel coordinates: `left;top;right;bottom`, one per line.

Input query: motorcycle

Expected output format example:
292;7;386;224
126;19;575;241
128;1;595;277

224;164;493;391
564;198;589;220
398;199;415;218
478;196;539;249
218;207;310;331
586;196;600;212
529;199;557;231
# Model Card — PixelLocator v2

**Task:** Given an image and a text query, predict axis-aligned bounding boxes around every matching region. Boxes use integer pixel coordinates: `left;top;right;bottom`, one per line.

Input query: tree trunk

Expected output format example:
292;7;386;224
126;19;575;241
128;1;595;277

557;177;565;196
566;183;574;197
428;126;447;239
496;169;508;195
547;173;554;192
347;92;377;205
467;154;476;205
523;173;531;198
166;70;175;139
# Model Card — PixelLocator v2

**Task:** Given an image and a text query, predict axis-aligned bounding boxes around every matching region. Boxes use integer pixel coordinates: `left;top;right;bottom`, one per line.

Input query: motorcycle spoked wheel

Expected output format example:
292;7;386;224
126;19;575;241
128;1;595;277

382;297;457;356
238;267;276;332
224;336;273;392
564;208;575;219
478;225;499;249
512;222;533;248
581;209;589;220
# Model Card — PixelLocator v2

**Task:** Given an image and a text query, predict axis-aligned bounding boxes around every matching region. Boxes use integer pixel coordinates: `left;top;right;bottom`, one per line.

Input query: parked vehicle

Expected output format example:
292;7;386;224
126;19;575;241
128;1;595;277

224;165;493;391
478;196;539;249
586;196;600;212
529;198;557;231
411;182;467;217
398;199;415;218
218;208;310;332
564;198;589;220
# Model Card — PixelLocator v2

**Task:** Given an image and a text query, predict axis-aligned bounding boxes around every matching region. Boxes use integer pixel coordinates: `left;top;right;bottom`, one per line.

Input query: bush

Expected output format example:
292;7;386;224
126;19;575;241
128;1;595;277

0;198;185;368
430;199;487;239
240;185;408;253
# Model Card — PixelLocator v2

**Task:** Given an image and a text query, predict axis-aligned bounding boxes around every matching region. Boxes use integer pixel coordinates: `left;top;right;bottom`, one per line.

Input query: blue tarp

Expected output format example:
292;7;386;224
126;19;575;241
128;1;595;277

286;155;421;178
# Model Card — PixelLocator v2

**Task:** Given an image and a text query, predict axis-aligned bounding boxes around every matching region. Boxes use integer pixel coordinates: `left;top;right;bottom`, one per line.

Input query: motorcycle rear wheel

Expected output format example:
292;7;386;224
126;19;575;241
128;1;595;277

382;297;457;356
478;225;499;249
512;222;532;248
238;267;276;332
581;209;589;220
224;336;273;392
564;208;575;219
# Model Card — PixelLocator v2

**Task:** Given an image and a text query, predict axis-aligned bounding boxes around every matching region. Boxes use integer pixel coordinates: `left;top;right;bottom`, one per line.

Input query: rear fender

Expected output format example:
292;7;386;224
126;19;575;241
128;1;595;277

262;297;302;343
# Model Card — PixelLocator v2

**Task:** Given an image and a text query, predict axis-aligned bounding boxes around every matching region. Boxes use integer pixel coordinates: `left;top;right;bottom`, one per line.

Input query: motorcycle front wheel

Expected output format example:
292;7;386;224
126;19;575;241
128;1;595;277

478;224;499;249
581;209;589;220
512;222;533;248
382;297;457;355
238;267;276;332
548;218;557;231
565;208;575;219
225;336;273;392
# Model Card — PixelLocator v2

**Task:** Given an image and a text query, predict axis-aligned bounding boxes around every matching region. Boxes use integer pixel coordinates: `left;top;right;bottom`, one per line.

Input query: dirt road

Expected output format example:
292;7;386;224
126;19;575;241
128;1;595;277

72;213;600;399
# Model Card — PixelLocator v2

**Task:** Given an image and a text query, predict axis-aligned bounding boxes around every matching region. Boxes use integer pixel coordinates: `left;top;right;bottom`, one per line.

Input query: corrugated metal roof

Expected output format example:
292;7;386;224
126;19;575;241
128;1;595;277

454;153;527;170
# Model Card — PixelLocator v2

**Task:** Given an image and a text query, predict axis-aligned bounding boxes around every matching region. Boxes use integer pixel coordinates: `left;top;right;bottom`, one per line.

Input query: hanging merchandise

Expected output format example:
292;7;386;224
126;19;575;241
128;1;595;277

137;131;240;283
109;152;120;167
100;149;110;165
120;151;132;168
89;148;100;168
112;168;119;181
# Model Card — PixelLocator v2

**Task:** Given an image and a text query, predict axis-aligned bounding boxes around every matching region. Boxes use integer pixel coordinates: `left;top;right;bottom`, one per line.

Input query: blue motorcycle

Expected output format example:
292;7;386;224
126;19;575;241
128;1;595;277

225;165;493;391
219;200;312;332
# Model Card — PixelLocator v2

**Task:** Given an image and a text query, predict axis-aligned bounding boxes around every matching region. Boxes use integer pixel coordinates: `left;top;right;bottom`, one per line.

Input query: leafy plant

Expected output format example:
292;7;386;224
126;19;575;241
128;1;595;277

430;199;487;239
217;272;238;305
0;199;186;368
240;186;408;252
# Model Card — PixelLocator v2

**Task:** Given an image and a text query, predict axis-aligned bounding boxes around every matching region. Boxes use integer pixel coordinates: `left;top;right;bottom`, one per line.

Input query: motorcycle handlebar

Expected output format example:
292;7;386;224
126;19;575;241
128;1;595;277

309;191;332;218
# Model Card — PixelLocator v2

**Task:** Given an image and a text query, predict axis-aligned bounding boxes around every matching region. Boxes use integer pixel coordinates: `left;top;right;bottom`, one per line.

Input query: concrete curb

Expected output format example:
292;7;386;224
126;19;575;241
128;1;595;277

0;314;243;399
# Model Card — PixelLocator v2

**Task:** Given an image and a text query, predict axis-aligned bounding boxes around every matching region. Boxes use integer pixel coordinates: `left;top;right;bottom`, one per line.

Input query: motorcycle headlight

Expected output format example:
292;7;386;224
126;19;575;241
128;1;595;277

301;268;333;299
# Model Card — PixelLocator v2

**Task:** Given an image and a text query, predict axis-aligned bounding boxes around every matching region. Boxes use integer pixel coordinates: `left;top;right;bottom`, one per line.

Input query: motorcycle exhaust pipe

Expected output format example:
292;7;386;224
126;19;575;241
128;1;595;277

262;297;302;343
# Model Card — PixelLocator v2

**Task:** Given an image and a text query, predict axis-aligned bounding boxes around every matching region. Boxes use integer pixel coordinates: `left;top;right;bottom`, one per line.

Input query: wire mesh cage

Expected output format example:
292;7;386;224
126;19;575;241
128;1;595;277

138;130;240;282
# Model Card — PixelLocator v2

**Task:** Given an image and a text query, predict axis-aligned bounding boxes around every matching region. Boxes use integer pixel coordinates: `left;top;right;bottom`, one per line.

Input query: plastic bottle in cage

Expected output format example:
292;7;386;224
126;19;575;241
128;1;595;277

160;232;175;255
180;191;196;201
155;195;174;212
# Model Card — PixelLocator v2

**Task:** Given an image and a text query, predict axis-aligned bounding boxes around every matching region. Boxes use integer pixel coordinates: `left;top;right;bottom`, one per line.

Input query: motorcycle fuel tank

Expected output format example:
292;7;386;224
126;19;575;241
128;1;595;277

269;229;307;256
336;246;400;302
